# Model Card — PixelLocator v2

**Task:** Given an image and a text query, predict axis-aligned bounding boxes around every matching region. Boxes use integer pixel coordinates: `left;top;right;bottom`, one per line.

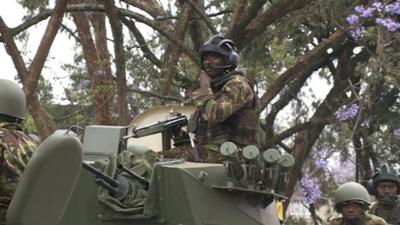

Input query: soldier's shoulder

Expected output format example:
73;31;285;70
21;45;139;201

327;216;343;225
369;201;378;213
224;74;252;91
366;213;388;225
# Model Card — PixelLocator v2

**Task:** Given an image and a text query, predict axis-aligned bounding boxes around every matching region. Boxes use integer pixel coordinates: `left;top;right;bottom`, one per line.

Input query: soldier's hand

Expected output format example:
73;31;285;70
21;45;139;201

199;70;211;89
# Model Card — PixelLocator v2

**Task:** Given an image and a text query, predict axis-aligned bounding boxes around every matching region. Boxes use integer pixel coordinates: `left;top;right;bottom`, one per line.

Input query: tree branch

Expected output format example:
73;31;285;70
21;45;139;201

261;118;333;150
185;0;217;34
0;4;200;65
120;17;162;68
160;1;193;96
0;17;30;84
257;28;348;114
120;0;167;19
239;0;316;49
105;0;129;125
60;23;80;43
127;87;183;102
226;0;247;38
228;0;266;40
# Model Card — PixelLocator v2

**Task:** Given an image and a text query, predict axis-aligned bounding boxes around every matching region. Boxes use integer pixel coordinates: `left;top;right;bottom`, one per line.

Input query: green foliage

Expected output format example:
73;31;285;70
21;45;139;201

285;216;310;225
23;114;37;134
17;0;49;13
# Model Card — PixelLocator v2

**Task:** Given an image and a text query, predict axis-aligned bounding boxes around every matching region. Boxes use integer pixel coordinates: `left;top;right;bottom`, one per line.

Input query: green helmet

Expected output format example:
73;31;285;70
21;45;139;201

334;182;370;212
372;163;400;193
0;79;27;120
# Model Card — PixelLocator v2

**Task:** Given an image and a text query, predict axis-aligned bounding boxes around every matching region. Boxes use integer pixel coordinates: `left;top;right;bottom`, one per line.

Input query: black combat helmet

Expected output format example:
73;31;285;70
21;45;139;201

199;35;240;69
371;163;400;194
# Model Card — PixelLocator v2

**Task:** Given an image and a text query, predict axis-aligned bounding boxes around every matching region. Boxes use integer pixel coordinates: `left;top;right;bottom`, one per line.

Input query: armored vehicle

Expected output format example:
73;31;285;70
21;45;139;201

6;106;293;225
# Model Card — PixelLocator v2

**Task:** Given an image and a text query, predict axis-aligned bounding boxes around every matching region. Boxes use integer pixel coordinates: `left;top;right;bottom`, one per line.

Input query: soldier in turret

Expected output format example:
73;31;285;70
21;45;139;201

185;34;257;163
330;182;387;225
369;163;400;225
0;79;38;225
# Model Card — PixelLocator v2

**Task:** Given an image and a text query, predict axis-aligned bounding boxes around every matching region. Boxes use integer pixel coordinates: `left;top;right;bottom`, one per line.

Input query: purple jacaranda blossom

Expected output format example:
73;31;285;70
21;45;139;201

359;7;375;18
77;62;86;70
354;5;365;14
394;128;400;139
376;18;400;32
313;148;329;171
335;103;360;121
350;26;366;40
372;2;383;11
77;79;91;90
346;15;359;25
330;160;355;185
94;68;106;77
360;119;370;128
385;2;400;15
301;176;322;204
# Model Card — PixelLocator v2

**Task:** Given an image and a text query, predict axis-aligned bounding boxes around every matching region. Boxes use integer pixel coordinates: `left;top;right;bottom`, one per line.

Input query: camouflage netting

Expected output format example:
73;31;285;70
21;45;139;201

94;150;157;220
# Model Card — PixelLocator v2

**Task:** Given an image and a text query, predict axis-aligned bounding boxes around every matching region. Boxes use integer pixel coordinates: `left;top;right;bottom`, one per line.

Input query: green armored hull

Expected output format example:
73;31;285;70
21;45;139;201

7;112;292;225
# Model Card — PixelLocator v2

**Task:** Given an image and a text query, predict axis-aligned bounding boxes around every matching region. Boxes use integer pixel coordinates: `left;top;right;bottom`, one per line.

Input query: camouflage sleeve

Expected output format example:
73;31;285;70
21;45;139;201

328;217;343;225
0;129;38;207
192;75;254;128
366;213;388;225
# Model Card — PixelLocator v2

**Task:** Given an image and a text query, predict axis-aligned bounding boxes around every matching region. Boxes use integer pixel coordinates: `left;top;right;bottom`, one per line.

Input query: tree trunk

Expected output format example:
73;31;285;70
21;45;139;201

105;0;129;125
0;0;69;139
71;0;113;125
159;0;193;97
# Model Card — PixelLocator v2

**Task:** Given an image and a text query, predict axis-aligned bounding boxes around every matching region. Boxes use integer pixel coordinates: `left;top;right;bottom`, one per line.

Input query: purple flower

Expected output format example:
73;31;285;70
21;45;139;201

372;2;383;11
349;26;366;40
394;128;400;139
77;79;91;90
376;18;400;32
313;148;329;170
359;7;375;18
346;15;359;25
335;103;360;121
301;176;322;204
385;2;400;15
354;5;365;14
94;68;106;77
77;62;86;70
330;160;355;184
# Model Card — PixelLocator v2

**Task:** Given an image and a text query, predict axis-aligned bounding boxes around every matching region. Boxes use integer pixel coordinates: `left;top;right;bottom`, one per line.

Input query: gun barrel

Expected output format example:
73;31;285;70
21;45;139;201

82;162;119;187
132;115;188;138
118;164;150;189
94;178;119;196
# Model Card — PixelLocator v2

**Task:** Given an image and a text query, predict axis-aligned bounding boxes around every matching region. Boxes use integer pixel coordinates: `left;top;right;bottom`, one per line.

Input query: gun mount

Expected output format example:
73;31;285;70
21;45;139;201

82;162;130;201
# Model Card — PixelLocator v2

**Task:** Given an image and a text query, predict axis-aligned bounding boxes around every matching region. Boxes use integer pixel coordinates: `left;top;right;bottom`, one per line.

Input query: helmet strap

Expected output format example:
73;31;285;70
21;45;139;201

0;114;23;124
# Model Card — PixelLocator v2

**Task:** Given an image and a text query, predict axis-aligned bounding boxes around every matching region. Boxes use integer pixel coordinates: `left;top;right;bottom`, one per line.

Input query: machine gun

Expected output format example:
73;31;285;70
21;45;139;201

131;114;189;151
82;162;129;201
82;162;150;201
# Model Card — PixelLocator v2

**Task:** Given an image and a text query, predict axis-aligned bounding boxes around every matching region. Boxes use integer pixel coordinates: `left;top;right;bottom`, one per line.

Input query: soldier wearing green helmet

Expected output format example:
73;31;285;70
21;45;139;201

0;79;39;225
369;163;400;225
329;182;387;225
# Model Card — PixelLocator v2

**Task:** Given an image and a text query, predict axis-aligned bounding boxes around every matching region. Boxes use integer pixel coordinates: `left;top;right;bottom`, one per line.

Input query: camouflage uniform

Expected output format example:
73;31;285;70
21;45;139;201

0;122;38;224
189;70;257;162
329;213;388;225
370;200;400;225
